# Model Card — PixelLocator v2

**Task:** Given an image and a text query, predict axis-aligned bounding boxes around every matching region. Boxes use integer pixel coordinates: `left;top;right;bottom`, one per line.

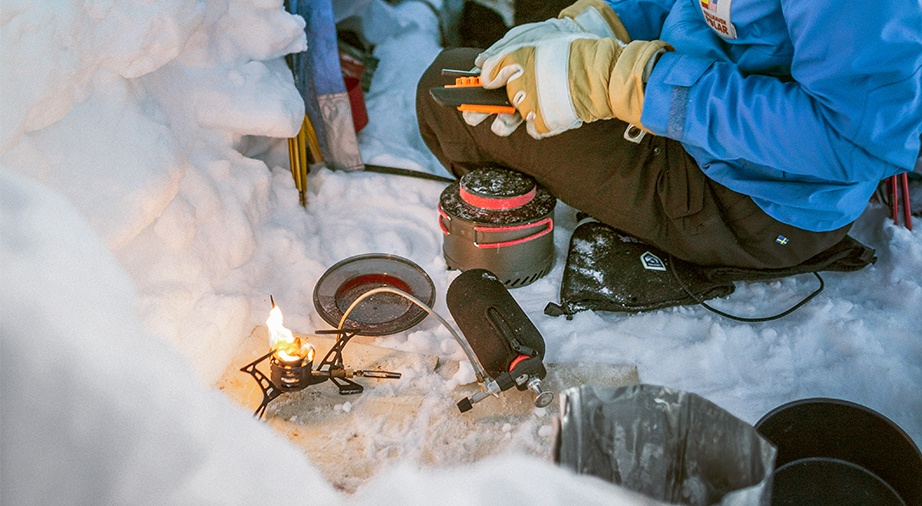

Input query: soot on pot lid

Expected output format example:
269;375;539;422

441;167;555;225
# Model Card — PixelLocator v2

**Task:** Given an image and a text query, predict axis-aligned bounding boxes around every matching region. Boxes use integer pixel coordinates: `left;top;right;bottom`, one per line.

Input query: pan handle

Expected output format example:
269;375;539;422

438;204;452;235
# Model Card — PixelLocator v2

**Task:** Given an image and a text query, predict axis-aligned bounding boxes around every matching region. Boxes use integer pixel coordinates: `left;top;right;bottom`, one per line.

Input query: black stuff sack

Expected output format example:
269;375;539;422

544;220;876;319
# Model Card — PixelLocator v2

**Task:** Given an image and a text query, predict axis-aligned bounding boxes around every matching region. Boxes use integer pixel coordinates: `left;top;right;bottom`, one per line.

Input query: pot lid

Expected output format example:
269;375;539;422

440;167;555;225
460;167;536;210
312;254;435;336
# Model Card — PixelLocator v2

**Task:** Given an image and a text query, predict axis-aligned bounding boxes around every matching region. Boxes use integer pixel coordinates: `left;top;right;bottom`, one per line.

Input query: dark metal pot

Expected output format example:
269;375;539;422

439;167;555;288
755;398;922;506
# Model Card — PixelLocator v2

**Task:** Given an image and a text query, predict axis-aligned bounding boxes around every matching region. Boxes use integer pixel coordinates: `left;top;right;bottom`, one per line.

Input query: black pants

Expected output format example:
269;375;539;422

417;48;851;270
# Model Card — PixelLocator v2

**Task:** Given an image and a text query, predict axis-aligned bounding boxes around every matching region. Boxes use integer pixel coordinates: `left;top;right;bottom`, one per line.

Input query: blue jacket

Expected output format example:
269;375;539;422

608;0;922;231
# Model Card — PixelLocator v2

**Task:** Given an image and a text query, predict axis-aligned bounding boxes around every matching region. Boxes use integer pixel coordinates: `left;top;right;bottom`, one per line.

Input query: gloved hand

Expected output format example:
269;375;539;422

463;0;632;135
479;37;671;139
460;18;589;135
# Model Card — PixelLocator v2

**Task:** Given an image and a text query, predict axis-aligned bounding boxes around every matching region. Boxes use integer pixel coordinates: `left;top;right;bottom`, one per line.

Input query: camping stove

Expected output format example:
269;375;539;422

240;298;401;419
438;167;555;288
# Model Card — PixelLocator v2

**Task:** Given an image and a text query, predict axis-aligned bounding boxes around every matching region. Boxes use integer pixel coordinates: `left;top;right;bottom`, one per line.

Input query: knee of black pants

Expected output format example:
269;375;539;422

416;48;482;129
416;48;489;176
417;48;482;93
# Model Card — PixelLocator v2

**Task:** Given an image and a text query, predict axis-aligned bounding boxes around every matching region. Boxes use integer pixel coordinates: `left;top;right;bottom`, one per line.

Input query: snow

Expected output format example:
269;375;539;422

1;0;919;504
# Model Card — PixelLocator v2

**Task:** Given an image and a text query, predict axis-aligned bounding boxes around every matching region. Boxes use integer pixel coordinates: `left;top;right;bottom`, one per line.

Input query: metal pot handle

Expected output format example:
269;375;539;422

438;205;452;235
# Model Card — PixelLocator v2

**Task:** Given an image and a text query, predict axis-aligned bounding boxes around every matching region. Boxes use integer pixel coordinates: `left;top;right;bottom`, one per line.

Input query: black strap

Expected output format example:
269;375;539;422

363;164;455;183
670;255;824;323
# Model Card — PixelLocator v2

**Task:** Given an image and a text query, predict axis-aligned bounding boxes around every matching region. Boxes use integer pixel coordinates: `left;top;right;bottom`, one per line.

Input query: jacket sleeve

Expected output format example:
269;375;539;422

640;0;922;183
603;0;675;41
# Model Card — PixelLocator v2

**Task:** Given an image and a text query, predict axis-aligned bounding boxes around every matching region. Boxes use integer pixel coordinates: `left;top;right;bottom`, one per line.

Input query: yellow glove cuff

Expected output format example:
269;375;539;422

607;40;673;130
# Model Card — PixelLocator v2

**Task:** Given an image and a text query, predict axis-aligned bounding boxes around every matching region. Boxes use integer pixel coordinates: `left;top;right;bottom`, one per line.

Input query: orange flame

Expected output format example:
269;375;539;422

267;303;314;363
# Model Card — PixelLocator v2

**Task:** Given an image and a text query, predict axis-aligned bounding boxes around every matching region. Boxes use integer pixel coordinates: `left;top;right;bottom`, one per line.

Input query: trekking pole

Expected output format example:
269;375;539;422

888;173;913;230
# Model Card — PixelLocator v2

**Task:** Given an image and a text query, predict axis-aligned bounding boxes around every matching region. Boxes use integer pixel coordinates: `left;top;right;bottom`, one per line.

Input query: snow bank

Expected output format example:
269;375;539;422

0;170;336;504
2;0;920;503
2;0;307;383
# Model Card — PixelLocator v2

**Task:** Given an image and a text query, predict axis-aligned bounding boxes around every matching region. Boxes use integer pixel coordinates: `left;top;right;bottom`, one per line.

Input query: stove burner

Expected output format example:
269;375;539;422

240;329;401;419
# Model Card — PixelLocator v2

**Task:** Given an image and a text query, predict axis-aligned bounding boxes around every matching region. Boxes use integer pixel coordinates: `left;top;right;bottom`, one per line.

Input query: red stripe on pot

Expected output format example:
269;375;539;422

460;186;536;210
473;217;553;249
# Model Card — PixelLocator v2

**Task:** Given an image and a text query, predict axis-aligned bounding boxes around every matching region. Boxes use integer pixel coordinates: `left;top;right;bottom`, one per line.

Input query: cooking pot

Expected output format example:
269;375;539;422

438;167;555;288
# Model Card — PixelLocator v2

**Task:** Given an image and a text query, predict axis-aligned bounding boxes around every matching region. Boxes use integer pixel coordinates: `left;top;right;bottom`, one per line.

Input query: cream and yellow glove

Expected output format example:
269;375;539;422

479;37;671;139
557;0;631;42
463;0;635;135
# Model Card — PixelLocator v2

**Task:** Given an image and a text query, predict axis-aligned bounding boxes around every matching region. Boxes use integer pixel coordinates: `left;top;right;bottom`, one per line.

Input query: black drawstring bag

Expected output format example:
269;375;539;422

544;220;876;321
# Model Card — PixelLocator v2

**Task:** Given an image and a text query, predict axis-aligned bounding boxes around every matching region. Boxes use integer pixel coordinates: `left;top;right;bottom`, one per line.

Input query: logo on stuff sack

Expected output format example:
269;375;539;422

641;251;667;271
700;0;737;39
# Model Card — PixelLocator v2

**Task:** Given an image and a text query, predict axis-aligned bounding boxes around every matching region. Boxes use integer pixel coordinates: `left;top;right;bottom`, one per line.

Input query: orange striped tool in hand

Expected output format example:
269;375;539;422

429;69;517;115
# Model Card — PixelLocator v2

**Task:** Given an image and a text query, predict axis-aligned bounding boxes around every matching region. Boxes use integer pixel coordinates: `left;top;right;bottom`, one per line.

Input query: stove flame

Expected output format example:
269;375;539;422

267;302;314;363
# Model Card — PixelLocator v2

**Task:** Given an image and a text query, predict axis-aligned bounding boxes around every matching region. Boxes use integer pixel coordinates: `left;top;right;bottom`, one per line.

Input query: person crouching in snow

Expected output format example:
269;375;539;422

417;0;922;270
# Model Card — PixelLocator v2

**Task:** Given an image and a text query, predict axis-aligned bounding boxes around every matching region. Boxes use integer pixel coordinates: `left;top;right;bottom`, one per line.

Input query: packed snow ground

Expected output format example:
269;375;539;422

2;0;920;504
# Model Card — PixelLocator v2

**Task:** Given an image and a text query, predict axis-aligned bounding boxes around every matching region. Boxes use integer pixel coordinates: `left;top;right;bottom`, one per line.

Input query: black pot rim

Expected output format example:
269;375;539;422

755;397;920;455
755;397;922;505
